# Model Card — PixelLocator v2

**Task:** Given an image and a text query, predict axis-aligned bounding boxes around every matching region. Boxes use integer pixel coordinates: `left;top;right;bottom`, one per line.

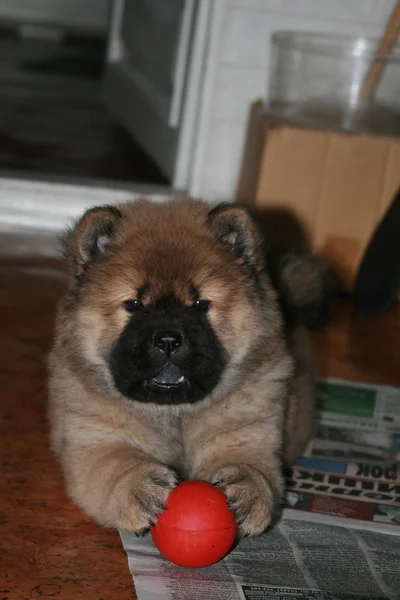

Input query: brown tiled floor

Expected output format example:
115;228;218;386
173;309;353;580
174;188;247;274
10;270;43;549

0;247;399;599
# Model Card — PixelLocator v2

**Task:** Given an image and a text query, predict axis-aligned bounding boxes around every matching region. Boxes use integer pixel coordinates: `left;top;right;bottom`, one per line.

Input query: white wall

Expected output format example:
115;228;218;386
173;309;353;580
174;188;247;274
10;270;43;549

0;0;110;34
194;0;396;201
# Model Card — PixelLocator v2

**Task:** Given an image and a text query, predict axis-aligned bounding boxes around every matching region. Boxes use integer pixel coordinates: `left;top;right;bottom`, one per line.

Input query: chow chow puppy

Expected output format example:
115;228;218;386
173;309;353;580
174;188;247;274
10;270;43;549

48;198;331;537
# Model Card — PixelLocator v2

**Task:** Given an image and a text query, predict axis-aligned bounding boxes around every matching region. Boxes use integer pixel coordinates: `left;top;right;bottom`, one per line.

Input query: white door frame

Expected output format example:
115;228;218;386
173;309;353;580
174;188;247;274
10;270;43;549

173;0;213;189
103;0;214;189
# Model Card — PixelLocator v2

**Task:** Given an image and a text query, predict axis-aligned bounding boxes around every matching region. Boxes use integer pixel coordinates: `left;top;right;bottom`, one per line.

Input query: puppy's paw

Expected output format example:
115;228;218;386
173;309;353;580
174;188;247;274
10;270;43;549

211;465;279;537
111;462;179;534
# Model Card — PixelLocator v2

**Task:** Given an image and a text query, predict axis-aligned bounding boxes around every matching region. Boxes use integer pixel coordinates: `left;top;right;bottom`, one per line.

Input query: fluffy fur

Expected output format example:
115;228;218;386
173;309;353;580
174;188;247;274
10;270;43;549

48;198;330;537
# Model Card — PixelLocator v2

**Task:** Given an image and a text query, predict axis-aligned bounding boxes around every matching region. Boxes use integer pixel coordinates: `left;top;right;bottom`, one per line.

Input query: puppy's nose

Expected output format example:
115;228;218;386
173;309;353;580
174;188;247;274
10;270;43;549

153;331;183;356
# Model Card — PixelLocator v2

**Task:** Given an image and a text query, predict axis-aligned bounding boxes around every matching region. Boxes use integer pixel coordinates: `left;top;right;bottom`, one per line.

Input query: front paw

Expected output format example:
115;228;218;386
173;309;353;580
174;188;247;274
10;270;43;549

211;465;280;537
111;463;179;535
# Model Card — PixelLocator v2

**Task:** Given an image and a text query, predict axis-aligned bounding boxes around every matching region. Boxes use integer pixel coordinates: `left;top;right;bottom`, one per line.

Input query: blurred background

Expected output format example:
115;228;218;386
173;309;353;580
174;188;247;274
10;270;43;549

0;1;396;206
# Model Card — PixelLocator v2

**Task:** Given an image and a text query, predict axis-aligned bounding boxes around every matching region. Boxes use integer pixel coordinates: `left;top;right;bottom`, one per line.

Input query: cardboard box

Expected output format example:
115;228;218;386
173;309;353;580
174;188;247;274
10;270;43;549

239;108;400;291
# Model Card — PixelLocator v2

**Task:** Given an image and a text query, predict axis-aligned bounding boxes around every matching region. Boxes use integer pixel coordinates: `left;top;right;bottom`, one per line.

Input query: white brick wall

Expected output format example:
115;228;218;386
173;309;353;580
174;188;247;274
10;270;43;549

195;0;396;201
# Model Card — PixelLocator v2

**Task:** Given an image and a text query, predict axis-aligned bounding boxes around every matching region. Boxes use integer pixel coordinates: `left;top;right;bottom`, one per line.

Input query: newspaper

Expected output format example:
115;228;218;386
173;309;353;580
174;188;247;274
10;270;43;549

120;379;400;600
306;379;400;463
284;379;400;529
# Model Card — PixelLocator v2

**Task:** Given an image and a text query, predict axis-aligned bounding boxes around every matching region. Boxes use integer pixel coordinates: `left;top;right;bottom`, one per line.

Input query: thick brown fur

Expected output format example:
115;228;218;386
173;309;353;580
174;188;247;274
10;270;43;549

48;198;328;537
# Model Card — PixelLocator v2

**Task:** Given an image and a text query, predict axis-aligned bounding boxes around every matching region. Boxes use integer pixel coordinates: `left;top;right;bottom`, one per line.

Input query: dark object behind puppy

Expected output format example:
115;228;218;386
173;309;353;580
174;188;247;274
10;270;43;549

48;198;331;537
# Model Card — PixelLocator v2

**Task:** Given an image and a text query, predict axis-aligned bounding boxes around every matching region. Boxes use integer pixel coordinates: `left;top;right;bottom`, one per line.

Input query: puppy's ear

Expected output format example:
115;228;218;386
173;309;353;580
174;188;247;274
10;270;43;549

63;205;122;278
207;203;264;268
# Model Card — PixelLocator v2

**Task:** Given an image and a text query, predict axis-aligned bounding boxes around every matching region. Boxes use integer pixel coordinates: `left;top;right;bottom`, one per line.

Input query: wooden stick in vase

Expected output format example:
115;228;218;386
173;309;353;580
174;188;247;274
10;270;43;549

361;0;400;101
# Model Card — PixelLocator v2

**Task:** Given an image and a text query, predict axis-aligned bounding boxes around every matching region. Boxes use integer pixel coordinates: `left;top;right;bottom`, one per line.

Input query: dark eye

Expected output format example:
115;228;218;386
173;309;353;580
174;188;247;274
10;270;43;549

194;299;210;311
124;299;142;312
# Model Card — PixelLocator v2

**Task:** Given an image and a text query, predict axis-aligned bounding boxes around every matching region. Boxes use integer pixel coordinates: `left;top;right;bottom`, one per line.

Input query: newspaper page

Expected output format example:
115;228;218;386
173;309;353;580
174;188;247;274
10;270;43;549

120;379;400;600
120;517;400;600
306;379;400;463
283;379;400;528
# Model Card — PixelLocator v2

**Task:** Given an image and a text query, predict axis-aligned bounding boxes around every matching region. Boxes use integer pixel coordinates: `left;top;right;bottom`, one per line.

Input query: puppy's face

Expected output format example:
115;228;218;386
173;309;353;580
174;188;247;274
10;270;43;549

59;199;280;406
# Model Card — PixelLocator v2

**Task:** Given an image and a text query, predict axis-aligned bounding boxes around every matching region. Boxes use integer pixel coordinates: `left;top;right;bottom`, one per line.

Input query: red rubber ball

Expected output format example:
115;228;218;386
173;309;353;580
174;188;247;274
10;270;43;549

151;480;237;568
